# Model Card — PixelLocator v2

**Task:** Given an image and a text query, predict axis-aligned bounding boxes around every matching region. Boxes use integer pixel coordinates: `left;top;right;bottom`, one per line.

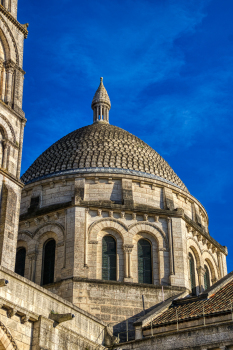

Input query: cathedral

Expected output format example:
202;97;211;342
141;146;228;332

0;2;232;350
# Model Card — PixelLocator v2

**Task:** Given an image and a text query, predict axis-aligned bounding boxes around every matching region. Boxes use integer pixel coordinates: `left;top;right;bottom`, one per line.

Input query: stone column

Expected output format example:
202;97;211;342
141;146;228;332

2;140;9;169
28;251;38;282
167;217;175;284
0;60;4;100
123;245;133;282
4;0;9;11
197;266;205;294
217;251;223;278
16;120;26;179
5;65;14;105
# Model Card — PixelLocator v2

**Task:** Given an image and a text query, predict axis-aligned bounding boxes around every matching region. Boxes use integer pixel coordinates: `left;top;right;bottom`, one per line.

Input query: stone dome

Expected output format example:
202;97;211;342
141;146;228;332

21;122;188;192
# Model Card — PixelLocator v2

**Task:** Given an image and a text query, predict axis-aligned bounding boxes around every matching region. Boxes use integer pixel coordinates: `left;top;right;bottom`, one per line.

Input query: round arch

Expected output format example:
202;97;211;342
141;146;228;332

0;320;19;350
0;14;18;64
202;250;219;282
128;222;168;250
0;116;16;144
88;218;128;243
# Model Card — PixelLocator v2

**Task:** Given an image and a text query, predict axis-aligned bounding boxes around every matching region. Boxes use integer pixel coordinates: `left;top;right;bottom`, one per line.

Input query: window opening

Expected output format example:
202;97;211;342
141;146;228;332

102;235;116;281
42;239;56;285
189;252;196;295
138;239;152;284
15;247;26;277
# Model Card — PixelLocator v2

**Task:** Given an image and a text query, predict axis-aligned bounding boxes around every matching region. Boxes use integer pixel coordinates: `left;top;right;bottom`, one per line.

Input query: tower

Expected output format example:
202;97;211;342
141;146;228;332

0;2;28;270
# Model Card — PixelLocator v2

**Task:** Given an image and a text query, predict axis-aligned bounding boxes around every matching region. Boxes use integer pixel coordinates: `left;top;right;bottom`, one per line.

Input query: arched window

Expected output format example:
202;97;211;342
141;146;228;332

102;235;116;281
189;252;196;295
42;239;56;285
204;264;210;290
15;247;26;277
138;239;152;284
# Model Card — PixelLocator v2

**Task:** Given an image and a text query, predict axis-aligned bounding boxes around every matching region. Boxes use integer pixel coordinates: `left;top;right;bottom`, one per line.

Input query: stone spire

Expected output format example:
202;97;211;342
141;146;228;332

91;77;111;123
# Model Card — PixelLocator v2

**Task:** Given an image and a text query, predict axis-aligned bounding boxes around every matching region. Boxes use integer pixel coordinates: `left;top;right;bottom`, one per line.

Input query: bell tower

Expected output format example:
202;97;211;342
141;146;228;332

0;3;28;270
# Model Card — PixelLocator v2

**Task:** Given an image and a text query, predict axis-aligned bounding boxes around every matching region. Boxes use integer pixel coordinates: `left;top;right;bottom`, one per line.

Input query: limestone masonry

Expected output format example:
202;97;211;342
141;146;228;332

0;1;232;349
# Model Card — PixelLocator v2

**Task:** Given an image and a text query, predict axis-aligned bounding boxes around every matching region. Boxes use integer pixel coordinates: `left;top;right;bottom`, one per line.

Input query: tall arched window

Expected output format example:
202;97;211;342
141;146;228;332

15;247;26;277
102;235;116;281
189;252;196;295
204;264;210;290
42;239;56;285
138;239;152;284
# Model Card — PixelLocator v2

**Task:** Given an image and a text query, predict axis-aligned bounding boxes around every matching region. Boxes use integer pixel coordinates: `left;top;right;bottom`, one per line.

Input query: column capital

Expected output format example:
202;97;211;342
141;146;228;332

197;266;206;276
123;244;134;253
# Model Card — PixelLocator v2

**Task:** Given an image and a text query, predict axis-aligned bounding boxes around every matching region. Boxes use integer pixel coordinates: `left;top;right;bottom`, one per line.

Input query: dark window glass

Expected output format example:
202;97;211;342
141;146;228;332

204;264;210;290
102;235;116;281
15;247;26;277
189;253;196;295
42;239;56;285
138;239;152;284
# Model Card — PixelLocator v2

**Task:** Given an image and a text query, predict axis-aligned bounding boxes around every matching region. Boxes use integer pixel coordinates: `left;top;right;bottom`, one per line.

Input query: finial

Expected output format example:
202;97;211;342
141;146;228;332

91;77;111;124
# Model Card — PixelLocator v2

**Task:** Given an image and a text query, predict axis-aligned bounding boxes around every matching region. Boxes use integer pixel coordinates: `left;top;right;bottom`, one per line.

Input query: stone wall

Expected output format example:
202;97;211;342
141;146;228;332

0;266;108;349
46;278;186;339
113;319;233;350
20;174;209;228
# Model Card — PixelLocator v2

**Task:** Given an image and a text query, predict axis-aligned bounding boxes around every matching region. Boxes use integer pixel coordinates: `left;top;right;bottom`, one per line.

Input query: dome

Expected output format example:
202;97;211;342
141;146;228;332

21;122;188;192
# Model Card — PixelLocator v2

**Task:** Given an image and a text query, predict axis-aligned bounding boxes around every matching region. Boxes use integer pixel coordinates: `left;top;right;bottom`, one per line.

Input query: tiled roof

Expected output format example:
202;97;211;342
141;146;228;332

21;123;188;192
144;279;233;329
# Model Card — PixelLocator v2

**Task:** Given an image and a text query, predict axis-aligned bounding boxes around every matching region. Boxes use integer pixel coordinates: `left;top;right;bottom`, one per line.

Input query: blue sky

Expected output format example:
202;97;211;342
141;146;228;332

18;0;233;271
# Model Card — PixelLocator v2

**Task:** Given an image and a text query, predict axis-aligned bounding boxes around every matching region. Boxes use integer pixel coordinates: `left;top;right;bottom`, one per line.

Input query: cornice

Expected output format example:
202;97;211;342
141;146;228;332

0;168;24;188
0;5;28;38
0;99;26;121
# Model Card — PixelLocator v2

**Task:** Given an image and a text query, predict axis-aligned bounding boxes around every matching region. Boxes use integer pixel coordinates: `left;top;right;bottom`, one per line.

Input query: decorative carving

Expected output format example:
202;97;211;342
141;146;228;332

24;221;29;228
0;320;19;349
109;211;113;218
123;244;134;253
88;240;98;244
0;15;19;64
21;314;29;324
34;218;39;226
0;114;16;143
97;209;102;217
43;215;49;222
143;214;148;221
154;216;159;222
121;212;125;219
7;307;16;318
108;177;113;184
132;213;136;220
54;212;59;220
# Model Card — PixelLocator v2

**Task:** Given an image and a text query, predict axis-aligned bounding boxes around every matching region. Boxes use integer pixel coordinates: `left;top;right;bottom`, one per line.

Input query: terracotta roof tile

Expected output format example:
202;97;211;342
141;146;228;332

144;280;233;329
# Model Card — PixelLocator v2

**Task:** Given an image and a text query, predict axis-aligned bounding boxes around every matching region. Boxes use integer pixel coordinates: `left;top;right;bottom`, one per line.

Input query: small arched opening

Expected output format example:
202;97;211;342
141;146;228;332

102;235;116;281
42;239;56;285
138;239;152;284
189;252;196;295
15;247;26;277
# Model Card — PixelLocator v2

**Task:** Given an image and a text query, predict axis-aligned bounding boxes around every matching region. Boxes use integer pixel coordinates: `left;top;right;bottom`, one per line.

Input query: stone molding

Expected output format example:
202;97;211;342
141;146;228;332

0;4;28;38
0;320;19;350
0;113;16;143
33;222;65;239
88;217;169;249
0;13;19;64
